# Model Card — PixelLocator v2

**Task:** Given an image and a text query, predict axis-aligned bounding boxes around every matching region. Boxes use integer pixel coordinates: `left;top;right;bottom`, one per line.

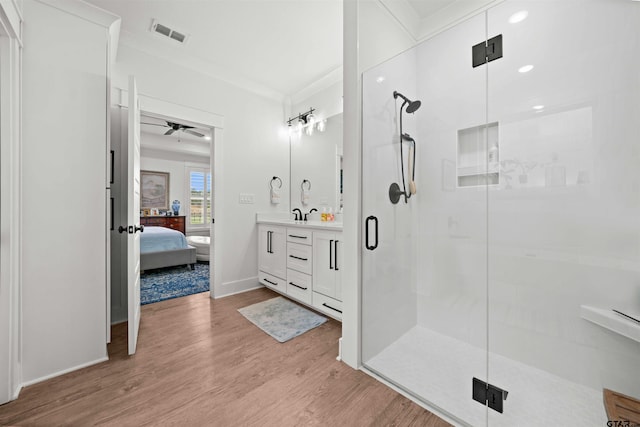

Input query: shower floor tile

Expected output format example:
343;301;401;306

365;326;606;426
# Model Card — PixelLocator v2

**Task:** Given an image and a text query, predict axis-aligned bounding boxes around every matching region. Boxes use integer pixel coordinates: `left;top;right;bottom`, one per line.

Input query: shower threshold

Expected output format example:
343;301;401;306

364;326;606;426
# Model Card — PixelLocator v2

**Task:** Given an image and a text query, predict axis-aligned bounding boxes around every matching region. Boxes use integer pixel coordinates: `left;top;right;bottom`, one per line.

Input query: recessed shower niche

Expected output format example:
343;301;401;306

457;122;499;188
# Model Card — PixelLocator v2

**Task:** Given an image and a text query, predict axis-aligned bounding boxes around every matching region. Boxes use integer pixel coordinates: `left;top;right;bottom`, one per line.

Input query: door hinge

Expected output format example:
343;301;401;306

473;377;508;413
472;34;503;68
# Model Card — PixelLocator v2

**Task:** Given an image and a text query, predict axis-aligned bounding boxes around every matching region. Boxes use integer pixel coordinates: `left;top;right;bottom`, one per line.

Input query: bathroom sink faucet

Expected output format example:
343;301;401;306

292;208;302;221
304;208;317;221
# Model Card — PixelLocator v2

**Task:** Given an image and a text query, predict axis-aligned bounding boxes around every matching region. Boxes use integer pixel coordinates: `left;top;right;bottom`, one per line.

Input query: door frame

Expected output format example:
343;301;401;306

114;90;224;303
0;2;23;404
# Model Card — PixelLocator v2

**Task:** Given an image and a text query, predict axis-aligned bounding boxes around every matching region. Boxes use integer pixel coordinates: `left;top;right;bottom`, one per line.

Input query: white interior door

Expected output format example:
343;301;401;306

127;75;141;355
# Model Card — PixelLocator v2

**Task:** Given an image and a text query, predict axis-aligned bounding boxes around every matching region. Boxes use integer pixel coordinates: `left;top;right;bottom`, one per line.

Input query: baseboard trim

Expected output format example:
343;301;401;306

21;356;109;388
214;276;261;299
12;383;21;401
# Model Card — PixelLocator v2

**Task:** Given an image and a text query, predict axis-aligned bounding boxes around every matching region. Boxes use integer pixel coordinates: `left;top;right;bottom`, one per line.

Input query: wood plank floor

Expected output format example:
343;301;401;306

0;288;450;426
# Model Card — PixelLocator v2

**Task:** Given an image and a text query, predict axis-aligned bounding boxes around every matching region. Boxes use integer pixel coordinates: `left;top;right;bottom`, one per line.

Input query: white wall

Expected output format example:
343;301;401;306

21;0;114;384
112;43;289;297
0;0;23;404
140;156;186;216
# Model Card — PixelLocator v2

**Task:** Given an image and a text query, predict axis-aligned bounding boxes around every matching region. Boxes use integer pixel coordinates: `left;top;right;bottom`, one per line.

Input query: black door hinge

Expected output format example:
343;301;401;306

472;34;503;68
473;377;508;413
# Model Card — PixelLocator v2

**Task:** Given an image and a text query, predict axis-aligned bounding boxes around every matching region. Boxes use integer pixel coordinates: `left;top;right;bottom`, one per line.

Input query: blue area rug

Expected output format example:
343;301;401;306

238;296;327;343
141;263;209;305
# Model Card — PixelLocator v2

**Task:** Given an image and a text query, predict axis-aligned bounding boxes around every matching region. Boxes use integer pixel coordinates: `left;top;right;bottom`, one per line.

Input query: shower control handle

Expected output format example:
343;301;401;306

365;216;378;250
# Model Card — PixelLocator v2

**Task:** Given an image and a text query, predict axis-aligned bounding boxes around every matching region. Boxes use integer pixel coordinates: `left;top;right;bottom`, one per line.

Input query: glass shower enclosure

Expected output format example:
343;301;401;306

361;0;640;425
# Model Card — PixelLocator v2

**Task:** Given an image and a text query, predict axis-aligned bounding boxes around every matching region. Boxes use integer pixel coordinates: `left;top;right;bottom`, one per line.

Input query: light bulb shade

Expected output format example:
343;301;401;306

317;119;326;132
297;118;304;132
305;124;314;136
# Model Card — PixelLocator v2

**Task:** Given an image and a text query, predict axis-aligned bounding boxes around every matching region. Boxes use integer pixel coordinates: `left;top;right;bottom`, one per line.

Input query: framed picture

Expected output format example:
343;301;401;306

141;170;170;209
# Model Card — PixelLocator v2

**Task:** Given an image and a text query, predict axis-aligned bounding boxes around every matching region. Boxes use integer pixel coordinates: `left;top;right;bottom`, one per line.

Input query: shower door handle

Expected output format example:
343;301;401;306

365;216;378;250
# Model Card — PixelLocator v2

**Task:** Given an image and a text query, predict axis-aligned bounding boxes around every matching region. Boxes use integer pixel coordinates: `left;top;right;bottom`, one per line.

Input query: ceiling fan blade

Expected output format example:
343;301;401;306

140;122;168;127
183;129;205;138
164;129;176;135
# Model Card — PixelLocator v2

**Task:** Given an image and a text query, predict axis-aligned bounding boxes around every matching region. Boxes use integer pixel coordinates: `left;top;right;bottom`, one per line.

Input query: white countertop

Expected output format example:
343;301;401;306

256;212;343;231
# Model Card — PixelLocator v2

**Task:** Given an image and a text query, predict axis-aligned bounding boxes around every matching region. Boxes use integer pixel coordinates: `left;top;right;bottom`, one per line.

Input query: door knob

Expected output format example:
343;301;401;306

134;225;144;233
118;225;129;234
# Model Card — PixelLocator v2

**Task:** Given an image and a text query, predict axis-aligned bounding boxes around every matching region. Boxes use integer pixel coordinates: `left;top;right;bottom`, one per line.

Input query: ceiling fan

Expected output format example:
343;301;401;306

141;120;205;138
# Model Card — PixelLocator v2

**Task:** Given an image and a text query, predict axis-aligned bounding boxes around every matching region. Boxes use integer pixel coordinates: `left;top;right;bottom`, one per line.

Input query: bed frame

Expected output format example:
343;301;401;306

141;246;197;272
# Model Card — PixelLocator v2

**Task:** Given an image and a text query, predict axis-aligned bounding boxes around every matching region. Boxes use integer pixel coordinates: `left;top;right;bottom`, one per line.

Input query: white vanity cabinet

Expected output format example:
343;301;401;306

286;228;313;305
312;231;343;319
258;224;287;291
257;219;343;321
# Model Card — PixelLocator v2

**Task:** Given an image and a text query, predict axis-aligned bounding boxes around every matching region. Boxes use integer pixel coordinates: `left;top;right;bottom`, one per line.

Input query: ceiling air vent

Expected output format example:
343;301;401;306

150;19;189;45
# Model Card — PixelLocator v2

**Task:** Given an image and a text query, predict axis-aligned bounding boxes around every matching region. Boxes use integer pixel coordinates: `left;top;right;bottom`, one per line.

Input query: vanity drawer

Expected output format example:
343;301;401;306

286;269;312;305
286;228;312;245
286;242;312;275
312;292;342;321
259;270;286;293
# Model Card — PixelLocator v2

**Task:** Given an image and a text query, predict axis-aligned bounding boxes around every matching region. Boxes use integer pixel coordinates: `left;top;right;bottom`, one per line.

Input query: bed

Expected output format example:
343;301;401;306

140;226;196;272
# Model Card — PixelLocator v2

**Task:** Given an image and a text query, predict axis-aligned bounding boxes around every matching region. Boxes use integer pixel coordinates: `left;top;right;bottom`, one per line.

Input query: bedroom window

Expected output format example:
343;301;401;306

187;167;211;228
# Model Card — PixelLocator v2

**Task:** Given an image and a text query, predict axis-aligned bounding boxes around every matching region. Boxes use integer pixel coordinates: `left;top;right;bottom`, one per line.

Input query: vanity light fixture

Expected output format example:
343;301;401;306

287;108;317;135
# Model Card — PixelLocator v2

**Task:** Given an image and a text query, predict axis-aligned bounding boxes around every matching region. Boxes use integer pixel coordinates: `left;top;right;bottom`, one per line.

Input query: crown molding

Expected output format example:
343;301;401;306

36;0;119;29
290;66;343;106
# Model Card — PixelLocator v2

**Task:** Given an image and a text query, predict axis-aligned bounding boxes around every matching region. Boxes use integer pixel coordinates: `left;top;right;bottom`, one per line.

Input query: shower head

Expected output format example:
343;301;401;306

393;91;421;114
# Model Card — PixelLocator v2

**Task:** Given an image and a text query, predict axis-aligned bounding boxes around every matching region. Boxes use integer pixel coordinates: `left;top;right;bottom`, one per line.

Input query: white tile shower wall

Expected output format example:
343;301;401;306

414;10;489;352
486;0;640;405
411;0;640;403
361;47;420;360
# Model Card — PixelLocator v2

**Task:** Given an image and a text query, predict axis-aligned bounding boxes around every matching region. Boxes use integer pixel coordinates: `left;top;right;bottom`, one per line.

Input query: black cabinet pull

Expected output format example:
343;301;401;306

365;216;379;250
288;234;307;239
322;303;342;314
334;240;339;271
289;255;308;261
110;197;114;231
329;239;334;270
267;231;272;253
264;278;278;286
288;282;308;291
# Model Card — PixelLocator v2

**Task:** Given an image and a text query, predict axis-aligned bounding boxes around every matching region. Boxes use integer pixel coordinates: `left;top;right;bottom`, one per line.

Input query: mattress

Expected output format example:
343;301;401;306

140;226;188;254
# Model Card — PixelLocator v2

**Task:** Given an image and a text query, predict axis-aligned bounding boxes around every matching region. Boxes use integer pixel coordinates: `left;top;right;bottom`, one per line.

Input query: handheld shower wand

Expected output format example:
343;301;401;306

389;91;421;204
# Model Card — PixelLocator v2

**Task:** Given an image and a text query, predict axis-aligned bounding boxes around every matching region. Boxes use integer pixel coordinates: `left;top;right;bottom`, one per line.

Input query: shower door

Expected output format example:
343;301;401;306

485;0;640;425
361;12;492;426
362;0;640;425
